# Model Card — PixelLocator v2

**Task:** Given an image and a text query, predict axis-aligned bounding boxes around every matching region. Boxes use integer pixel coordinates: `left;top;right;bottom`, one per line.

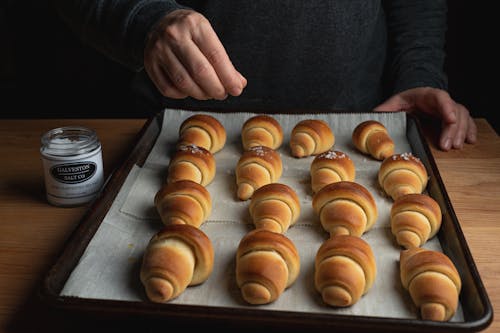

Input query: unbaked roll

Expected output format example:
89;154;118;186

140;224;214;303
167;144;216;186
290;119;335;158
310;150;356;194
178;114;226;153
391;193;442;249
378;152;429;201
249;183;300;233
241;114;283;150
400;247;462;321
236;229;300;305
312;181;378;237
154;180;212;228
315;235;376;307
235;146;283;200
352;120;395;160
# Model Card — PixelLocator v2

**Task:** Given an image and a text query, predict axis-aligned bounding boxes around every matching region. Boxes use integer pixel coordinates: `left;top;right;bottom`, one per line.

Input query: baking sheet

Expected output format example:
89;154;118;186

59;109;464;321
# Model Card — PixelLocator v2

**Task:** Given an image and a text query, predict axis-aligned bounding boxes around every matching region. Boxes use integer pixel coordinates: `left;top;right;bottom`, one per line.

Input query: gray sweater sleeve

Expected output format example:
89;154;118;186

383;0;448;94
51;0;187;71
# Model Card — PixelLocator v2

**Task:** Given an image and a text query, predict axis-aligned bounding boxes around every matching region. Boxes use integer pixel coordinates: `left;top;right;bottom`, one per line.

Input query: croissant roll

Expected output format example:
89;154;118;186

391;193;442;249
140;224;214;303
236;229;300;305
178;114;226;153
235;146;283;200
154;180;212;228
249;183;301;233
400;247;462;321
378;152;429;201
290;119;335;158
167;144;216;186
241;115;284;150
315;235;376;307
312;181;378;237
310;150;356;194
352;120;395;160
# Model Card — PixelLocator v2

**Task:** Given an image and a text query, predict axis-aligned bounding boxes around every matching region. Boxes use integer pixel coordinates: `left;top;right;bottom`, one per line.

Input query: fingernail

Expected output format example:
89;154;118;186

442;138;451;151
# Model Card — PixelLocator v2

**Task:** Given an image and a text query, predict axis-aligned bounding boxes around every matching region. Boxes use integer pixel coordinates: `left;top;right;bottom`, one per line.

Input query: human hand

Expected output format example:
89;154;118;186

374;87;477;151
144;9;247;100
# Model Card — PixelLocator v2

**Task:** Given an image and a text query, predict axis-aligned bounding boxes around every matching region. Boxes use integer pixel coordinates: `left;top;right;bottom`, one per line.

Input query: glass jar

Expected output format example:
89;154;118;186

40;126;104;207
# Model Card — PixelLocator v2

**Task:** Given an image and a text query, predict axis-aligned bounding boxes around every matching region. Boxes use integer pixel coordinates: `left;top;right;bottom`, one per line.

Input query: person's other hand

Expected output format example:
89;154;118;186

374;87;477;151
144;9;247;100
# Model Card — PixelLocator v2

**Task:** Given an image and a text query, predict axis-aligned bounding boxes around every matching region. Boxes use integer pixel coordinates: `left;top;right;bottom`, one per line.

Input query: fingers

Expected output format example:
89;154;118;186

439;102;477;151
144;9;246;100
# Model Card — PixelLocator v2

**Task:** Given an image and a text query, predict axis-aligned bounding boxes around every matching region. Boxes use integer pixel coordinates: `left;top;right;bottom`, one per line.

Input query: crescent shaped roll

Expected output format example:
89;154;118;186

241;114;284;150
167;144;216;186
249;183;301;233
312;181;378;237
236;229;300;305
178;114;226;153
140;224;214;303
290;119;335;158
235;145;283;200
154;180;212;228
400;247;462;321
378;152;429;201
315;235;376;307
310;150;356;194
390;193;442;249
352;120;395;160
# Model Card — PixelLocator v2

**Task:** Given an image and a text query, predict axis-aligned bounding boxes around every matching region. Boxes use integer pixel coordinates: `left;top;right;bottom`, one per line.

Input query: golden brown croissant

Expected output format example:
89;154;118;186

378;152;429;201
310;150;356;194
140;224;214;303
249;183;301;233
167;144;216;186
315;235;376;307
400;247;462;321
154;180;212;228
312;181;378;237
290;119;335;158
390;193;442;249
236;229;300;305
178;114;226;153
241;115;284;150
352;120;395;160
235;146;283;200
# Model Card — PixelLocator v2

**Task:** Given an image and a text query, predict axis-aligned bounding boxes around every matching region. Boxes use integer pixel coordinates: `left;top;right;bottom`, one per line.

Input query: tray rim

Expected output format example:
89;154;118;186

38;109;493;333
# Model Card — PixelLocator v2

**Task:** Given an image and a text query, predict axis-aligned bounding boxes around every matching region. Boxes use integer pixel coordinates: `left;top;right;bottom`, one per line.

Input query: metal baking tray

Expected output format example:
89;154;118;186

39;110;493;332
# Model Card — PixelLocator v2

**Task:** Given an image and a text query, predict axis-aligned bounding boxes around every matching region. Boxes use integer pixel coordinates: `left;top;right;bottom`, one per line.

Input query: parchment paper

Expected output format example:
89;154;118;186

61;109;464;321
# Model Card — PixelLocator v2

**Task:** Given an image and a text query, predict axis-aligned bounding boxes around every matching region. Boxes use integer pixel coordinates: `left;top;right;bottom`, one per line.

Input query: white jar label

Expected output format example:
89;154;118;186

42;149;104;206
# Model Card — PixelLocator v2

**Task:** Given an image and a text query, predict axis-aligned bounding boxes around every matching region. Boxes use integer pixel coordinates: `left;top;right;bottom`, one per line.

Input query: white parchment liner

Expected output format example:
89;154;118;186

61;109;464;321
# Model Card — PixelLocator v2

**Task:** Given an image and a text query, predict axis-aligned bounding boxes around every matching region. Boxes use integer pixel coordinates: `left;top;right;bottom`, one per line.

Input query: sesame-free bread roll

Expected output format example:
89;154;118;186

249;183;301;233
236;229;300;305
178;114;226;153
140;224;214;303
312;181;378;237
290;119;335;158
235;145;283;200
241;114;284;150
352;120;395;160
315;235;376;307
400;247;462;321
167;144;216;186
310;150;356;194
378;152;429;201
390;193;442;249
154;180;212;228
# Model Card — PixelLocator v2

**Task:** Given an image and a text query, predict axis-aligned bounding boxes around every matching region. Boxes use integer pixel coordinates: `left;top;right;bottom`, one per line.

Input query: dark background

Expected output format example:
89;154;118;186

1;1;498;133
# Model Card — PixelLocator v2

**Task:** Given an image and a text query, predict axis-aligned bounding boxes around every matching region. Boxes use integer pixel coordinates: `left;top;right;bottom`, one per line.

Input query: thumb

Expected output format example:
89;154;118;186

373;95;408;112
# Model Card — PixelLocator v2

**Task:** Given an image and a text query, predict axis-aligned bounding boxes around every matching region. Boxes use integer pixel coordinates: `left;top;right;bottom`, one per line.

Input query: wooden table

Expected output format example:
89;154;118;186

0;118;498;332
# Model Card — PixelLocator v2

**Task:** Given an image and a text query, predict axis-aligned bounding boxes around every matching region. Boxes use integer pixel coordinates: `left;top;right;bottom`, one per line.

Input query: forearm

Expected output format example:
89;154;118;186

383;0;448;94
51;0;186;71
